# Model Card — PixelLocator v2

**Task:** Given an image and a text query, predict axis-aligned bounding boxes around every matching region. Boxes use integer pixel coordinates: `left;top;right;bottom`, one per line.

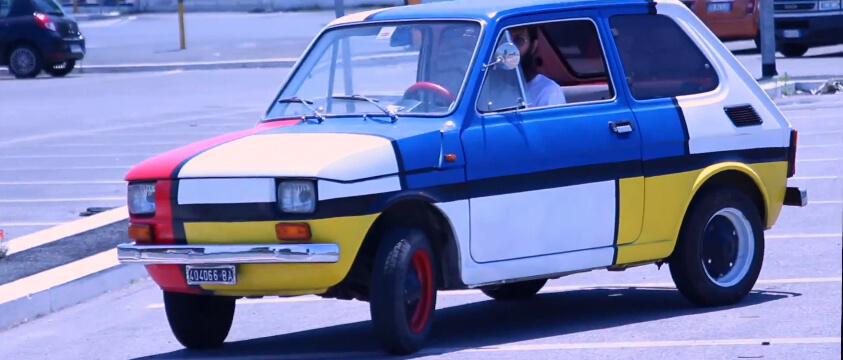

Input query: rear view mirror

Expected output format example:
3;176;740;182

390;26;414;47
484;42;520;70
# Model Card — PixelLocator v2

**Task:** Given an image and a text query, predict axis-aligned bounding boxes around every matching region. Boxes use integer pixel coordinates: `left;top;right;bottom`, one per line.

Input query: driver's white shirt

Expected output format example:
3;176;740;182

525;74;567;107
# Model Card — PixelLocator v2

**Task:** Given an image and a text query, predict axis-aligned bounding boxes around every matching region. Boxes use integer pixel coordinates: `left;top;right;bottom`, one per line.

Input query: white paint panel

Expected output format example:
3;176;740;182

177;133;399;181
317;176;401;201
469;180;616;263
177;178;276;205
461;247;615;286
655;0;791;154
434;200;471;271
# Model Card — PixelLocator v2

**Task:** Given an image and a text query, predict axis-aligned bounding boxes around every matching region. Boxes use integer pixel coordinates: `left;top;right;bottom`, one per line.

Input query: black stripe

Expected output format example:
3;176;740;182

170;180;188;245
170;148;787;223
612;179;620;265
391;140;408;190
672;97;690;155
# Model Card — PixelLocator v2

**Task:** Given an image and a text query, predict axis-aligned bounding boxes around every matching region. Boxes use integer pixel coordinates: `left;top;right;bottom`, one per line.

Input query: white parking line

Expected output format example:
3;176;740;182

766;233;841;239
0;197;124;203
0;165;132;172
799;131;842;135
17;142;186;148
2;206;127;256
0;153;152;159
144;276;843;309
797;158;843;162
0;180;125;185
809;201;843;205
0;222;66;227
799;144;842;149
790;176;840;180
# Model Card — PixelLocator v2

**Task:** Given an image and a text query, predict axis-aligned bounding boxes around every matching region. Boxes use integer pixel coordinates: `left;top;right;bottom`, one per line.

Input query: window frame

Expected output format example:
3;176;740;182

607;12;722;102
474;15;620;116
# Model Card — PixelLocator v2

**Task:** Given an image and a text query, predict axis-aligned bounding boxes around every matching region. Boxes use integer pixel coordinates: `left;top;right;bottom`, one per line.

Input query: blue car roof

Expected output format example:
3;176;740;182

365;0;651;23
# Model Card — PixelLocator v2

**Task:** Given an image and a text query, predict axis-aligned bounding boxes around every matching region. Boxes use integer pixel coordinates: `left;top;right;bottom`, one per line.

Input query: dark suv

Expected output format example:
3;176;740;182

0;0;85;78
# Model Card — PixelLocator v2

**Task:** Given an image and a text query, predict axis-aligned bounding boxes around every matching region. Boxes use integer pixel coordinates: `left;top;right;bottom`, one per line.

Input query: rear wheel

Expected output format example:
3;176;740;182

669;186;764;307
369;227;437;355
481;278;547;301
8;44;42;79
163;291;236;350
44;60;76;77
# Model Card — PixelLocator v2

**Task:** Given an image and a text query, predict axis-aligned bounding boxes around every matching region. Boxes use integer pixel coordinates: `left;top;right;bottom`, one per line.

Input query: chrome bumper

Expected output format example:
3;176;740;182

783;187;808;207
116;243;340;264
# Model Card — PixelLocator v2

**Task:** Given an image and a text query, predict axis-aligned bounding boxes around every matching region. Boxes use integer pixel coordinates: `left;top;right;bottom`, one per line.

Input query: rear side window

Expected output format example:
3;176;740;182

609;14;719;100
32;0;64;15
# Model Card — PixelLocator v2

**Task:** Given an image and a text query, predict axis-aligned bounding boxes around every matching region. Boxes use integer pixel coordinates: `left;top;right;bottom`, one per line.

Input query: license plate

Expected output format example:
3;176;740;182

186;265;237;285
707;2;732;12
70;44;83;53
783;29;801;38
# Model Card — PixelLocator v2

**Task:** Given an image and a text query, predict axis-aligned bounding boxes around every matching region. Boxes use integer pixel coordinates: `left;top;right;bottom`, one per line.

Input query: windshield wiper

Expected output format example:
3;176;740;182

277;97;324;123
332;94;398;122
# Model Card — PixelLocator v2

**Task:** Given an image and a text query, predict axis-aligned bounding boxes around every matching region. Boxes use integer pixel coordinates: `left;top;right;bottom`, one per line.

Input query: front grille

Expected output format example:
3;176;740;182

773;1;817;11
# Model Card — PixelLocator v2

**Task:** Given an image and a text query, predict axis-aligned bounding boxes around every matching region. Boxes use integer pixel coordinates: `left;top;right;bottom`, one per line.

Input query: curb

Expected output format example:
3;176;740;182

0;58;298;76
0;262;148;330
760;79;839;99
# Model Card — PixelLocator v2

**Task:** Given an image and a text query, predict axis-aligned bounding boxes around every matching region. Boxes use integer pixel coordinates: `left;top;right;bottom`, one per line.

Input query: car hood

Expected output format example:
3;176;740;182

125;118;452;182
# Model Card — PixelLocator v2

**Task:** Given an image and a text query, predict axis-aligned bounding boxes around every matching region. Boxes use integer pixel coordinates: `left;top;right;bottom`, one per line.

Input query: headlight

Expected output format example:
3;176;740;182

819;0;841;10
128;183;156;215
278;180;315;213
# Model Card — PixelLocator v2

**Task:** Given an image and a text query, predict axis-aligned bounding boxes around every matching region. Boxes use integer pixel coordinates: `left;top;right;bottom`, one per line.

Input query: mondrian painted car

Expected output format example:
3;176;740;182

117;0;808;355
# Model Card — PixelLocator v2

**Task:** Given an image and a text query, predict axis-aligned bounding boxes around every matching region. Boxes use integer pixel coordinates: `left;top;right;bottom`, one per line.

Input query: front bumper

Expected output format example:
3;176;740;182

775;14;843;47
117;243;340;264
783;187;808;207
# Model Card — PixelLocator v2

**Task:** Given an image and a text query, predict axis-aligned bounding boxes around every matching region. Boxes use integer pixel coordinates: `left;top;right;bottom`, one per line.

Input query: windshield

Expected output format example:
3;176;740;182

32;0;64;15
264;20;482;120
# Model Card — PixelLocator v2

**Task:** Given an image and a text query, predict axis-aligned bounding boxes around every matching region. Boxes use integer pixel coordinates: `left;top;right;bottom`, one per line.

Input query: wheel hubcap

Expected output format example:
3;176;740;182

405;250;433;333
11;49;36;74
701;208;754;287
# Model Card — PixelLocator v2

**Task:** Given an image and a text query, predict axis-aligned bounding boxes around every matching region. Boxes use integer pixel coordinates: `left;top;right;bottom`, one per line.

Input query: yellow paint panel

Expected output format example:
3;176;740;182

183;214;379;294
750;161;788;229
617;176;644;245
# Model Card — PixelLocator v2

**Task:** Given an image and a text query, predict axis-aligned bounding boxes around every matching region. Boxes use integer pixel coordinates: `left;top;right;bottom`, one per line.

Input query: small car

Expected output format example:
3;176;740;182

771;0;843;57
117;0;807;355
680;0;760;44
0;0;85;78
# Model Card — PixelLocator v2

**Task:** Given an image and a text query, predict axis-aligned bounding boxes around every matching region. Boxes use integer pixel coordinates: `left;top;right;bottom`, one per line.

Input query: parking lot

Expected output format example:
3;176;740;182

0;67;840;358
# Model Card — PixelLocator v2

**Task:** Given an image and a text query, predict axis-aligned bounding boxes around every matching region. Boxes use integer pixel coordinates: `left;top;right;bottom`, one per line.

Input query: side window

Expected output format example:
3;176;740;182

0;0;11;18
609;14;719;100
476;18;616;114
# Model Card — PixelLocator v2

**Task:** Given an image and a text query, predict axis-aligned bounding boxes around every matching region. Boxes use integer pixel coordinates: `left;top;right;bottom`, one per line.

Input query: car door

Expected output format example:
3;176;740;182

461;9;645;264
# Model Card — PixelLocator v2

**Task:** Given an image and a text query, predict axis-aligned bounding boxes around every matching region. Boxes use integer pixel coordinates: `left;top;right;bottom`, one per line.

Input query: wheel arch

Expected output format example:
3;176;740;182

1;39;42;65
332;193;466;301
688;162;770;229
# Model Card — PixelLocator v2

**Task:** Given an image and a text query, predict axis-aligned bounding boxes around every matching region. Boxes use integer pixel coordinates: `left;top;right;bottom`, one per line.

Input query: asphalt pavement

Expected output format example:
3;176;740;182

0;68;289;240
0;91;840;360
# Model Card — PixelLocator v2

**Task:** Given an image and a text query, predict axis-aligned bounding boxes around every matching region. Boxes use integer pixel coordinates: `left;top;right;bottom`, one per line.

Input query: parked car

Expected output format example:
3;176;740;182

681;0;761;43
772;0;843;57
117;0;807;355
0;0;85;78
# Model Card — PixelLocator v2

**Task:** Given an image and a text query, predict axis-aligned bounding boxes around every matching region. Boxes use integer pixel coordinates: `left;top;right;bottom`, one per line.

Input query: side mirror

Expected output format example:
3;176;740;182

484;42;520;70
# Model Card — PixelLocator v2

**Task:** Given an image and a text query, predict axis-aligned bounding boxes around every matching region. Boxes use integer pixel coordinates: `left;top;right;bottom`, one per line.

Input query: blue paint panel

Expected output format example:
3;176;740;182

628;97;688;161
394;131;443;171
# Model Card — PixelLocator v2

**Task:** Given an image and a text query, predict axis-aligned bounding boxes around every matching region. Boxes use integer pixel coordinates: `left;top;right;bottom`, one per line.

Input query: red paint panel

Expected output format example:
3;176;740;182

124;119;298;181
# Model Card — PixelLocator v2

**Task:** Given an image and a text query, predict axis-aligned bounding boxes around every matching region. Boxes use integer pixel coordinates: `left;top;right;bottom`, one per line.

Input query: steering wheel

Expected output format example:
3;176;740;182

403;82;455;107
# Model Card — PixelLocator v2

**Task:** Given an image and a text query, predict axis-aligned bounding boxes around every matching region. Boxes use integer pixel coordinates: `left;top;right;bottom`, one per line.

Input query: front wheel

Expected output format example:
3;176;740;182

163;291;236;350
669;187;764;307
369;227;437;355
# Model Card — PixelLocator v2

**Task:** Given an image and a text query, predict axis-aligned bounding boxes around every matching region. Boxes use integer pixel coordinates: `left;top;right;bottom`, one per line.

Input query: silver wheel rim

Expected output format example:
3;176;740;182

10;48;36;74
701;207;755;287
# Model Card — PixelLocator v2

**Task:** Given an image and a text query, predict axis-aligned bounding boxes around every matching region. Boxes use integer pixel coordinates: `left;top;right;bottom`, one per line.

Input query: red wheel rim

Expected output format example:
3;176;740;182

407;249;433;333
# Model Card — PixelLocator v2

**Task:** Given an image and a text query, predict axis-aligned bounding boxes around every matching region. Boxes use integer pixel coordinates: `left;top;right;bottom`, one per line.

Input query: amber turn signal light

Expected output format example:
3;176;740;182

128;224;154;243
276;223;311;241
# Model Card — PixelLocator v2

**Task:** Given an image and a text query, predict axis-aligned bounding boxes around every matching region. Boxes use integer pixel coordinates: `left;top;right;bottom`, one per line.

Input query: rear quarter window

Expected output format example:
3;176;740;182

609;13;719;100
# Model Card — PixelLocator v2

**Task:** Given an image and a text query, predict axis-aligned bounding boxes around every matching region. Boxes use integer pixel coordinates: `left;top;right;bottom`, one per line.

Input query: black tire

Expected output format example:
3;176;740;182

481;278;547;301
7;44;42;79
369;227;438;355
780;44;809;58
669;186;765;307
44;60;76;77
163;291;236;350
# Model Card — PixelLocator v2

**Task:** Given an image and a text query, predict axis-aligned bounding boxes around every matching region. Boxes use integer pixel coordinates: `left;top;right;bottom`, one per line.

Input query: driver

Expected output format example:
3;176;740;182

509;26;567;107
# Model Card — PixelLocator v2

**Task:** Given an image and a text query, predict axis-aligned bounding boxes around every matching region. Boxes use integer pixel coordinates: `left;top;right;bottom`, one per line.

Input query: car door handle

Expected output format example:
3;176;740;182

609;120;633;134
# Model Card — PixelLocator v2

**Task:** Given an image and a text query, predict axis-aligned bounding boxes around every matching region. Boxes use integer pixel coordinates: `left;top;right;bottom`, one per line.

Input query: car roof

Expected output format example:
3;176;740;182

331;0;652;26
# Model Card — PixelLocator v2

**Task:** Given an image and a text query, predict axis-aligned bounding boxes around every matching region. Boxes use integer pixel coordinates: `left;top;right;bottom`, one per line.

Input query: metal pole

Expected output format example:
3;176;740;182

178;0;186;50
760;0;777;78
73;0;78;13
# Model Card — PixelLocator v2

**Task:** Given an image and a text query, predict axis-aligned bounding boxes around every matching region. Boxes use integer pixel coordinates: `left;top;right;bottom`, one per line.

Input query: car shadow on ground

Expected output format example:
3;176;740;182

136;286;799;360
